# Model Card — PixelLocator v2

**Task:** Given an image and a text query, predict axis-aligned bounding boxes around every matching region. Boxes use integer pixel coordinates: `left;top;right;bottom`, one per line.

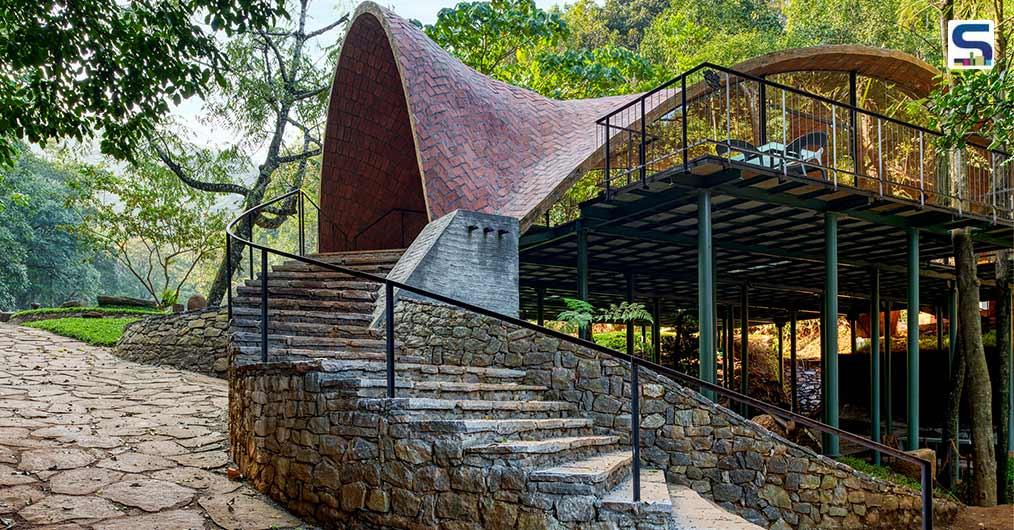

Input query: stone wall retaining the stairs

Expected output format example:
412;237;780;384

115;307;230;377
388;300;960;530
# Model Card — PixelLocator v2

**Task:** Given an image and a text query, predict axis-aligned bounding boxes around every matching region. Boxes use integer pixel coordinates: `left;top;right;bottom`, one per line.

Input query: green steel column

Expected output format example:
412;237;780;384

906;228;920;451
824;212;840;456
536;286;546;327
885;301;893;437
625;272;635;357
776;321;785;387
576;222;590;340
740;285;749;415
936;305;943;354
712;246;719;386
652;297;661;364
948;285;957;375
790;309;798;413
849;312;858;354
870;268;882;465
698;191;715;399
725;307;734;388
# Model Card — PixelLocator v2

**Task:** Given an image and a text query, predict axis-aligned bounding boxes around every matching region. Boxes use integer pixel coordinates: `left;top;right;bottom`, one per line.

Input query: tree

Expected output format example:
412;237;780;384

1;0;285;166
68;159;225;307
996;251;1012;502
151;0;349;305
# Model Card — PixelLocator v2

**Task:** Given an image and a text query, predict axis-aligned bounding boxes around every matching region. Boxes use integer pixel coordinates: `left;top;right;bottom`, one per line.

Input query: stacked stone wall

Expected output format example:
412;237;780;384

228;299;960;530
114;307;230;377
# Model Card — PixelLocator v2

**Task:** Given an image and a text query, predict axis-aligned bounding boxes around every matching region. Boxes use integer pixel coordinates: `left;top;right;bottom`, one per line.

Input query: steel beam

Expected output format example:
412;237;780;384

698;191;716;400
907;228;920;450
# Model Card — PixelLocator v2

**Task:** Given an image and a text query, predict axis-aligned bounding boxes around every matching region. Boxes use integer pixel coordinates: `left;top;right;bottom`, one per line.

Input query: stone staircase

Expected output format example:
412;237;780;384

230;249;757;529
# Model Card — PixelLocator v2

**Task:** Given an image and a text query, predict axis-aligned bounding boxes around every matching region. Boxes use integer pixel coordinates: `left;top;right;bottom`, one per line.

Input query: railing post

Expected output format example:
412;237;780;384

604;117;611;198
681;76;688;172
831;107;838;187
921;461;933;530
226;235;233;320
631;359;641;502
298;192;305;256
248;216;254;281
919;132;925;205
781;90;787;178
877;119;884;196
639;98;647;188
385;282;396;399
260;248;269;363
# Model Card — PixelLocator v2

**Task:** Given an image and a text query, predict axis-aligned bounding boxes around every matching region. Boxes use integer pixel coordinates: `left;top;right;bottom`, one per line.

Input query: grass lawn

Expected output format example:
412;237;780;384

12;305;164;317
25;317;141;346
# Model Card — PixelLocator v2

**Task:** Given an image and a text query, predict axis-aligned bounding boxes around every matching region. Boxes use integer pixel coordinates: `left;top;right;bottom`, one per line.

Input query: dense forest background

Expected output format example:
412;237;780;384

0;0;1006;310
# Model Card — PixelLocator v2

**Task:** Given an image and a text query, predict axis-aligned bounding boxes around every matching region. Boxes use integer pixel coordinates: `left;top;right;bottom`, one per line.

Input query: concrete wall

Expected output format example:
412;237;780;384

114;307;230;377
374;209;519;325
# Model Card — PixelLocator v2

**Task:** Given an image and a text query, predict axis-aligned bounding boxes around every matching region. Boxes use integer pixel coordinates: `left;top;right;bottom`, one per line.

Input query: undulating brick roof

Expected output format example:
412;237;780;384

319;1;942;252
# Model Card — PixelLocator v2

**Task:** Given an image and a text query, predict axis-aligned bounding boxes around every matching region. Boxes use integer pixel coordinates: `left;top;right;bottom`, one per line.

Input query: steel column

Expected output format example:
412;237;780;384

907;228;920;450
626;272;641;502
740;285;749;415
885;301;893;437
626;272;635;357
824;212;840;456
948;286;957;374
776;321;784;387
576;223;590;340
871;268;882;465
698;191;715;399
790;309;798;413
935;305;943;353
536;287;546;327
652;297;661;364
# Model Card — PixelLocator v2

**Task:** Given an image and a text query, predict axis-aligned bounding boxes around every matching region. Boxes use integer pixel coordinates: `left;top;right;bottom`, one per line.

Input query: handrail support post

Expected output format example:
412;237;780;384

385;282;396;399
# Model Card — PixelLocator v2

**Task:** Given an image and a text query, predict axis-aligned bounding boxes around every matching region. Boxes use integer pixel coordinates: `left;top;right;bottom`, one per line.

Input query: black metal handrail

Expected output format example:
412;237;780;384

226;188;935;529
595;61;1012;223
351;206;427;249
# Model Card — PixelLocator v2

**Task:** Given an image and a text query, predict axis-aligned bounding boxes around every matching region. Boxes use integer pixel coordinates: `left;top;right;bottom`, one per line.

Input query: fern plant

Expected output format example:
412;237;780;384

555;298;654;335
556;298;596;333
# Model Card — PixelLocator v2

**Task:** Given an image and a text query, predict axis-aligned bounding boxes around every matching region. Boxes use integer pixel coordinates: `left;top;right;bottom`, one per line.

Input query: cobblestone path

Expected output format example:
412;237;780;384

0;325;311;529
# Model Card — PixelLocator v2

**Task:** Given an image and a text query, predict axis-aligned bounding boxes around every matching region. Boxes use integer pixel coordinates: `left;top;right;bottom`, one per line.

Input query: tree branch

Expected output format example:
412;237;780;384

276;147;322;164
304;13;349;40
155;144;250;196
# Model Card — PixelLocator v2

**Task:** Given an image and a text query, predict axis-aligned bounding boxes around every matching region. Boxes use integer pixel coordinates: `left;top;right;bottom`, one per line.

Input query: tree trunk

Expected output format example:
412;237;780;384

940;327;966;490
996;250;1012;503
955;228;997;506
207;197;260;307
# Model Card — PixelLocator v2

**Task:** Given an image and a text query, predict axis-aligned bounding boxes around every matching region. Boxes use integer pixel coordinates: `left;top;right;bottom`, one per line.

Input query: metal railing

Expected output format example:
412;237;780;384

225;188;936;529
595;62;1013;224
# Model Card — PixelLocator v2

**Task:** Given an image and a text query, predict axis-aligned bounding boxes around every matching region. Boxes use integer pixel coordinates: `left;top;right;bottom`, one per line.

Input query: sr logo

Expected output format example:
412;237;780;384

948;20;995;70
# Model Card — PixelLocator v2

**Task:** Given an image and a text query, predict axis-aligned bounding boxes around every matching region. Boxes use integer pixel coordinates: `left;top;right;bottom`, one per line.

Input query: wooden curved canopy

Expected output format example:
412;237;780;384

319;3;944;251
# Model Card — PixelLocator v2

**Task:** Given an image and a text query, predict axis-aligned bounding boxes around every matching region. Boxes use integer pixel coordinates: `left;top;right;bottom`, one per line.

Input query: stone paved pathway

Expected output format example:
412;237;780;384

0;324;312;529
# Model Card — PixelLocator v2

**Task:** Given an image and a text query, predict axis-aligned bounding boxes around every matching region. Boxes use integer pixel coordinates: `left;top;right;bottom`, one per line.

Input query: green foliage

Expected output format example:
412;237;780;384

66;156;226;306
555;298;596;333
0;0;286;165
25;317;141;346
928;69;1014;153
12;306;164;317
0;146;144;310
839;456;960;501
554;297;654;334
597;301;654;325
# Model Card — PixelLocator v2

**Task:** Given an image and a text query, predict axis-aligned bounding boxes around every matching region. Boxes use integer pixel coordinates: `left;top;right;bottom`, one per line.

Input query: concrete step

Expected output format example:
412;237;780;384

352;379;549;401
231;307;372;327
232;319;380;339
232;332;389;352
317;360;528;384
599;468;672;515
529;450;633;496
666;484;764;529
231;296;375;313
385;397;577;421
466;435;621;469
402;418;594;445
236;285;379;302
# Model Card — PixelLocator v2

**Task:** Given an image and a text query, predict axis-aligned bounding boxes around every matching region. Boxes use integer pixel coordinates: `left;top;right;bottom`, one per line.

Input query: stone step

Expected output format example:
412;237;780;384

317;360;528;384
402;418;594;445
270;261;396;274
232;319;380;339
529;450;633;496
232;332;389;352
666;485;764;529
385;397;577;421
466;435;622;470
599;468;672;515
258;270;389;281
236;285;379;302
301;249;405;265
231;307;372;327
253;279;381;291
234;346;425;364
231;296;375;313
353;379;549;401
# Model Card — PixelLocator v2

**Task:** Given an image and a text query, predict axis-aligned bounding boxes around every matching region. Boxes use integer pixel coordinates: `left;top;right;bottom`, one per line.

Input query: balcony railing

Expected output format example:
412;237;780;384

595;63;1013;223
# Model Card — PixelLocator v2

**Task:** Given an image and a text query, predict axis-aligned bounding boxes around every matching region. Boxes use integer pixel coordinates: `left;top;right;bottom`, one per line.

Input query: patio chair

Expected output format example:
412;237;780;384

715;139;758;159
779;131;828;178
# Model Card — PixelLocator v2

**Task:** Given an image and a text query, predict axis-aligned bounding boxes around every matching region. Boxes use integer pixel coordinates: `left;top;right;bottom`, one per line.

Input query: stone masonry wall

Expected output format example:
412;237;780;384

114;307;230;378
229;360;671;530
390;300;960;530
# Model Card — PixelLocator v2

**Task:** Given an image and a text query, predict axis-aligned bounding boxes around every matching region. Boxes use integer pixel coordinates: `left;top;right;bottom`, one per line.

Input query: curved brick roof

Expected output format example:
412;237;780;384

319;2;943;252
319;2;632;251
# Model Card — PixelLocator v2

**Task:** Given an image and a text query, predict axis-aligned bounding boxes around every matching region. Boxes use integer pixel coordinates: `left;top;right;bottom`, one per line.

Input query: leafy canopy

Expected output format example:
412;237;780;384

0;0;286;165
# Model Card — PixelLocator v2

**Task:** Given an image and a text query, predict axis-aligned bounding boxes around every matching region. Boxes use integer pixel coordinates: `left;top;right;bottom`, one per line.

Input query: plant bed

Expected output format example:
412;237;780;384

25;317;142;346
8;306;165;325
